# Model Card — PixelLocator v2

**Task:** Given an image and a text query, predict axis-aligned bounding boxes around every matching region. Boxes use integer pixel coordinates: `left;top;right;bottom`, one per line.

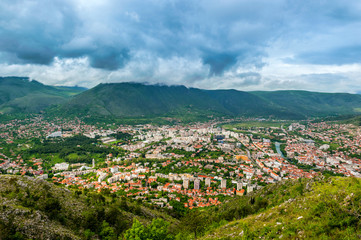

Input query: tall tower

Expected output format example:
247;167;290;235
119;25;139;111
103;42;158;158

92;159;95;168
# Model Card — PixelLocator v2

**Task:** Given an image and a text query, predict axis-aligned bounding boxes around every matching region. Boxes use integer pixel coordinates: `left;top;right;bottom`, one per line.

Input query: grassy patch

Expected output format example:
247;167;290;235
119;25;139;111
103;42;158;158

223;120;290;130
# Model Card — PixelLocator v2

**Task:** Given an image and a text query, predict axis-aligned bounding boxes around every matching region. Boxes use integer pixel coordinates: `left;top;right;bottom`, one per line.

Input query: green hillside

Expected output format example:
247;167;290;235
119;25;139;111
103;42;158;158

59;82;361;120
0;77;86;113
57;83;294;119
1;175;360;239
340;115;361;126
61;83;223;117
201;176;361;240
1;79;361;120
205;89;302;119
62;82;276;118
253;90;361;117
0;175;177;239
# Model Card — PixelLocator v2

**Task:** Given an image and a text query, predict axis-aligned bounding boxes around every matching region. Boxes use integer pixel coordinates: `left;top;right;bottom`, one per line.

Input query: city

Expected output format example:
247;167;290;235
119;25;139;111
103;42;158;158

1;116;360;212
2;0;361;238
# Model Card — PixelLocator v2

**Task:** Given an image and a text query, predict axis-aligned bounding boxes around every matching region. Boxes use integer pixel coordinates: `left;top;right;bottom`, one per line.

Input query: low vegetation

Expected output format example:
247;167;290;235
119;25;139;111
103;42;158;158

1;174;361;239
202;176;361;239
0;175;177;239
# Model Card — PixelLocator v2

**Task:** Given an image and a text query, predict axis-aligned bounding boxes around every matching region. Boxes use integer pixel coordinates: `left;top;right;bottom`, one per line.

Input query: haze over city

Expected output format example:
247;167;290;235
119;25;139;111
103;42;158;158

1;0;361;92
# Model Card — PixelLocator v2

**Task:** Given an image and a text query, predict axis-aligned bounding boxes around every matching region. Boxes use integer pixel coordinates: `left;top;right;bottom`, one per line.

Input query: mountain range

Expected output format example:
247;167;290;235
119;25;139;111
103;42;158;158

0;77;86;113
1;77;361;120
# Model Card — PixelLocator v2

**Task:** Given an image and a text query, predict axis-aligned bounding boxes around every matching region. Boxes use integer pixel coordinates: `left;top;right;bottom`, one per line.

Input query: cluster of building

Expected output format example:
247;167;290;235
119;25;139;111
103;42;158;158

1;117;361;209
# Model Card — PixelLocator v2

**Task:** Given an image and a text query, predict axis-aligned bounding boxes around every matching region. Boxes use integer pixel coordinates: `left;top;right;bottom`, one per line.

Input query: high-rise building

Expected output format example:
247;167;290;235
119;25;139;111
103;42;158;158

183;178;189;189
194;178;200;190
237;181;243;191
220;178;227;189
205;177;211;187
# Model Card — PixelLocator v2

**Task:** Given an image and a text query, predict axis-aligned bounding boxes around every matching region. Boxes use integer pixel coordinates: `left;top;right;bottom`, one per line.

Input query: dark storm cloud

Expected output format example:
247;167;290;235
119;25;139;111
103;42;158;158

203;52;238;76
0;0;277;72
0;0;78;65
88;47;130;71
0;0;361;91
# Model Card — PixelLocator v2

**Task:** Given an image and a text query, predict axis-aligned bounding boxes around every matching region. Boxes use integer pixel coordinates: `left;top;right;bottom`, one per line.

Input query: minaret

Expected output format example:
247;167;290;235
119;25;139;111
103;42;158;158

92;159;95;168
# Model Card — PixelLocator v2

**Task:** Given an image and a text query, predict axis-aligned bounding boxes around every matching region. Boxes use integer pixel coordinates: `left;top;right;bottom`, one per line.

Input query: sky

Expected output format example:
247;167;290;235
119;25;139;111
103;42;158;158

1;0;361;93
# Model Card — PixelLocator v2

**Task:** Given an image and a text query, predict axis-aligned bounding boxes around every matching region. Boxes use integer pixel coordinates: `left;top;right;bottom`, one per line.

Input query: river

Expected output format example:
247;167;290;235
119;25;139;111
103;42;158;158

275;142;285;158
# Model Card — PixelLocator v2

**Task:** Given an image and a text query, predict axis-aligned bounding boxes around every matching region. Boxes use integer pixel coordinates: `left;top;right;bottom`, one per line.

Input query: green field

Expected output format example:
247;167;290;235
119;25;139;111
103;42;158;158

223;120;292;130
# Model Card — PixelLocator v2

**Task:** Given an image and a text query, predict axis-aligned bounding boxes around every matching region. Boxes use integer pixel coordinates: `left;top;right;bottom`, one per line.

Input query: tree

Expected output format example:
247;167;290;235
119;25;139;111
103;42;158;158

120;197;129;211
99;221;116;240
147;218;174;240
150;182;158;189
123;218;174;240
123;219;148;240
183;210;208;239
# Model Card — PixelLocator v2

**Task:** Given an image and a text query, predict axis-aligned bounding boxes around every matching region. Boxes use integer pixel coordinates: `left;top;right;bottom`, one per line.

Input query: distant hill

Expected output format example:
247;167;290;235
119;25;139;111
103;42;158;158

59;82;361;119
253;90;361;118
60;82;289;118
339;115;361;126
0;77;86;113
1;78;361;119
